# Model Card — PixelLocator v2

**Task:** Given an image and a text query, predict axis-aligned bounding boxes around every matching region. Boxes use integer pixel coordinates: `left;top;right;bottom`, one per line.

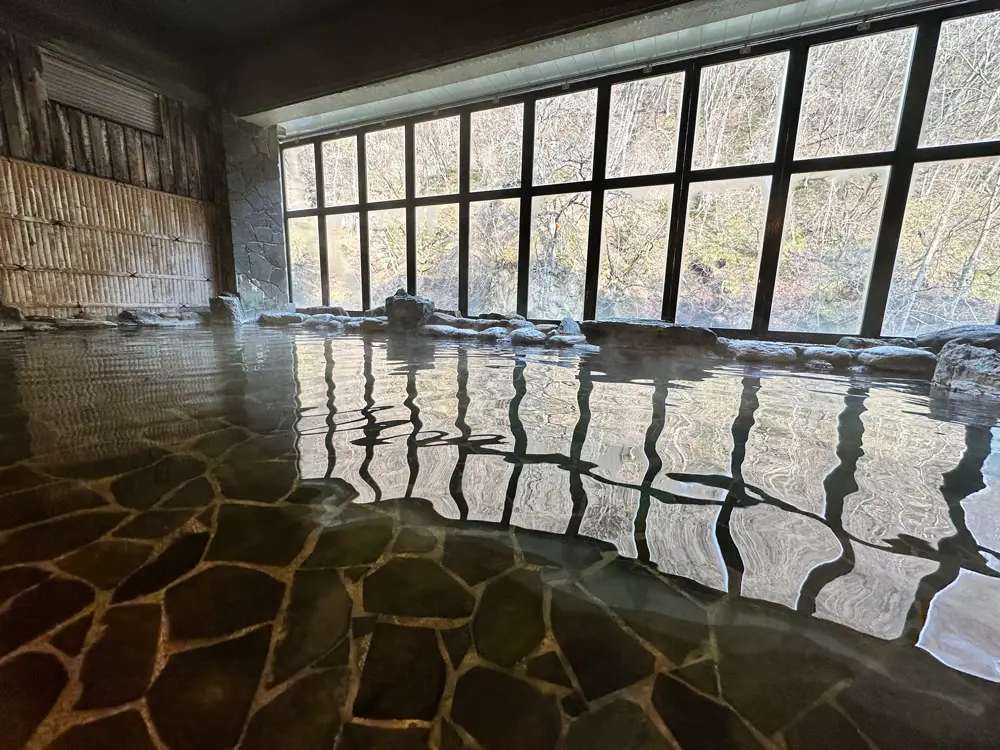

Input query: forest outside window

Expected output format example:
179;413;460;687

533;90;598;186
368;209;408;303
607;73;684;178
469;199;519;316
327;214;363;311
471;104;523;191
322;137;359;207
415;117;460;197
416;204;460;311
288;217;321;307
366;127;406;203
528;193;591;319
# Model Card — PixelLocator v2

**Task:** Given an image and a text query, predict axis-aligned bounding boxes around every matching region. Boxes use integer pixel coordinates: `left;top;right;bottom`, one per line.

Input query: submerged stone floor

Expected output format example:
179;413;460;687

1;328;1000;749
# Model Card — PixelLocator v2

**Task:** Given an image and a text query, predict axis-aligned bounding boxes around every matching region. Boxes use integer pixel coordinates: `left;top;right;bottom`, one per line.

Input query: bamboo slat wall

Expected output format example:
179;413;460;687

0;156;214;316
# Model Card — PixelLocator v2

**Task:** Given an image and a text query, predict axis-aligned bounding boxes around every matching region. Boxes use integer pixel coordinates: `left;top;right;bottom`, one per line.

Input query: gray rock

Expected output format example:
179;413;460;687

932;342;1000;398
428;312;459;327
299;314;345;330
508;319;536;330
535;324;558;334
359;317;389;332
384;290;434;329
117;310;198;327
53;318;117;330
0;303;24;332
477;312;512;321
209;294;245;326
479;326;511;341
548;334;588;347
556;317;582;335
258;312;306;326
915;324;1000;353
510;327;548;345
723;339;799;363
802;345;853;368
837;336;915;350
581;318;717;349
298;305;347;316
363;304;386;317
857;345;937;375
417;324;460;338
21;321;56;332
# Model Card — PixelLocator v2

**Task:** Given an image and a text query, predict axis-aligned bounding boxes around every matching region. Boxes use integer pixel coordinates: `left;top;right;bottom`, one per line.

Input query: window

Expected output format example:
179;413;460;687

368;209;408;304
322;137;358;207
471;104;523;191
528;193;590;319
676;177;770;329
883;157;1000;337
771;168;889;334
327;214;363;310
288;217;321;306
415;116;460;197
283;145;316;210
533;90;598;186
366;127;406;202
693;53;788;170
921;11;1000;147
469;199;519;316
597;186;672;319
795;30;915;159
607;73;685;178
416;204;460;310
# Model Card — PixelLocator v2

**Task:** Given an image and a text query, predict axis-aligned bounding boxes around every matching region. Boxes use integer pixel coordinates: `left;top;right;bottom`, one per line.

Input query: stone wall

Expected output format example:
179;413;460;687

222;115;288;313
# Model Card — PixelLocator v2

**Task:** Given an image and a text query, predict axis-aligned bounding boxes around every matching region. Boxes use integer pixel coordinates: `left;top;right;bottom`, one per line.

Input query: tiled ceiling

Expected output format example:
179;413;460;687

268;0;964;138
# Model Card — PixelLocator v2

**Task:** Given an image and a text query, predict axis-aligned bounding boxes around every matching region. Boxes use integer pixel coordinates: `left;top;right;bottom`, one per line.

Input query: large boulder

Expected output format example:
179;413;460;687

580;319;717;350
417;324;460;338
508;319;536;331
915;324;1000;353
479;327;511;341
384;290;434;329
857;345;937;375
510;327;548;345
802;345;853;368
549;334;587;347
299;314;345;330
363;304;386;317
298;305;348;316
932;342;1000;398
359;317;389;332
53;318;117;330
209;295;245;326
837;336;915;350
0;303;24;332
118;309;197;327
723;339;799;364
555;317;582;336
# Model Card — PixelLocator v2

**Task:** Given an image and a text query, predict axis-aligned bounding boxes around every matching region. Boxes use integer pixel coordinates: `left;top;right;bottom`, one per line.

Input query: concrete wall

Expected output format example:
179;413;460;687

222;114;287;313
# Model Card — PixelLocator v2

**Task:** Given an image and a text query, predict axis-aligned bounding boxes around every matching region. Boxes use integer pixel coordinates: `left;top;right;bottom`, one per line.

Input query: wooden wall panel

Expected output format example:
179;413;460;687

0;156;214;315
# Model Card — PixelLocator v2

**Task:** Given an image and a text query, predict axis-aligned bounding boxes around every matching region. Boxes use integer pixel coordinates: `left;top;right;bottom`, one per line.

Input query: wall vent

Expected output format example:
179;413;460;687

40;52;162;135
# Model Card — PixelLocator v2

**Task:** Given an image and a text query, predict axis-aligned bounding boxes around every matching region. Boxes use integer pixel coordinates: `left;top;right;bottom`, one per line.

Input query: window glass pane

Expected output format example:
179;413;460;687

533;90;598;186
771;168;889;334
883;157;1000;336
920;10;1000;147
282;145;317;210
528;193;590;319
692;53;788;170
469;199;519;316
416;203;459;310
366;127;406;202
415;116;459;197
471;104;523;191
368;208;408;304
597;186;672;319
288;216;321;306
676;177;771;329
327;213;362;310
607;73;684;178
322;137;358;207
795;30;915;160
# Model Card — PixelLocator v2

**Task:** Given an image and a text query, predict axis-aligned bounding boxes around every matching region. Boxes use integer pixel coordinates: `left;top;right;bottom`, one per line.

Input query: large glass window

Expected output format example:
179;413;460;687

771;168;889;334
795;30;915;160
677;177;771;329
471;104;523;191
607;73;684;178
920;11;1000;147
366;127;406;203
288;217;321;306
883;157;1000;336
327;214;363;310
368;208;408;304
529;193;591;319
415;116;460;197
283;145;317;210
693;53;788;170
597;186;672;319
416;204;460;310
322;137;358;207
469;199;519;316
533;90;599;186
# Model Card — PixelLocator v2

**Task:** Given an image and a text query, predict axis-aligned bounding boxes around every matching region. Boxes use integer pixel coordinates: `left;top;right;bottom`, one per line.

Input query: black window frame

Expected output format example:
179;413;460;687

281;0;1000;344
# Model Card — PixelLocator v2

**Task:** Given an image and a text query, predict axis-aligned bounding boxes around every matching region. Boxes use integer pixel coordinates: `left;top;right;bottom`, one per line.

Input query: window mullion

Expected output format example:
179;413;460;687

583;84;611;321
458;112;471;316
358;135;371;311
516;99;535;318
